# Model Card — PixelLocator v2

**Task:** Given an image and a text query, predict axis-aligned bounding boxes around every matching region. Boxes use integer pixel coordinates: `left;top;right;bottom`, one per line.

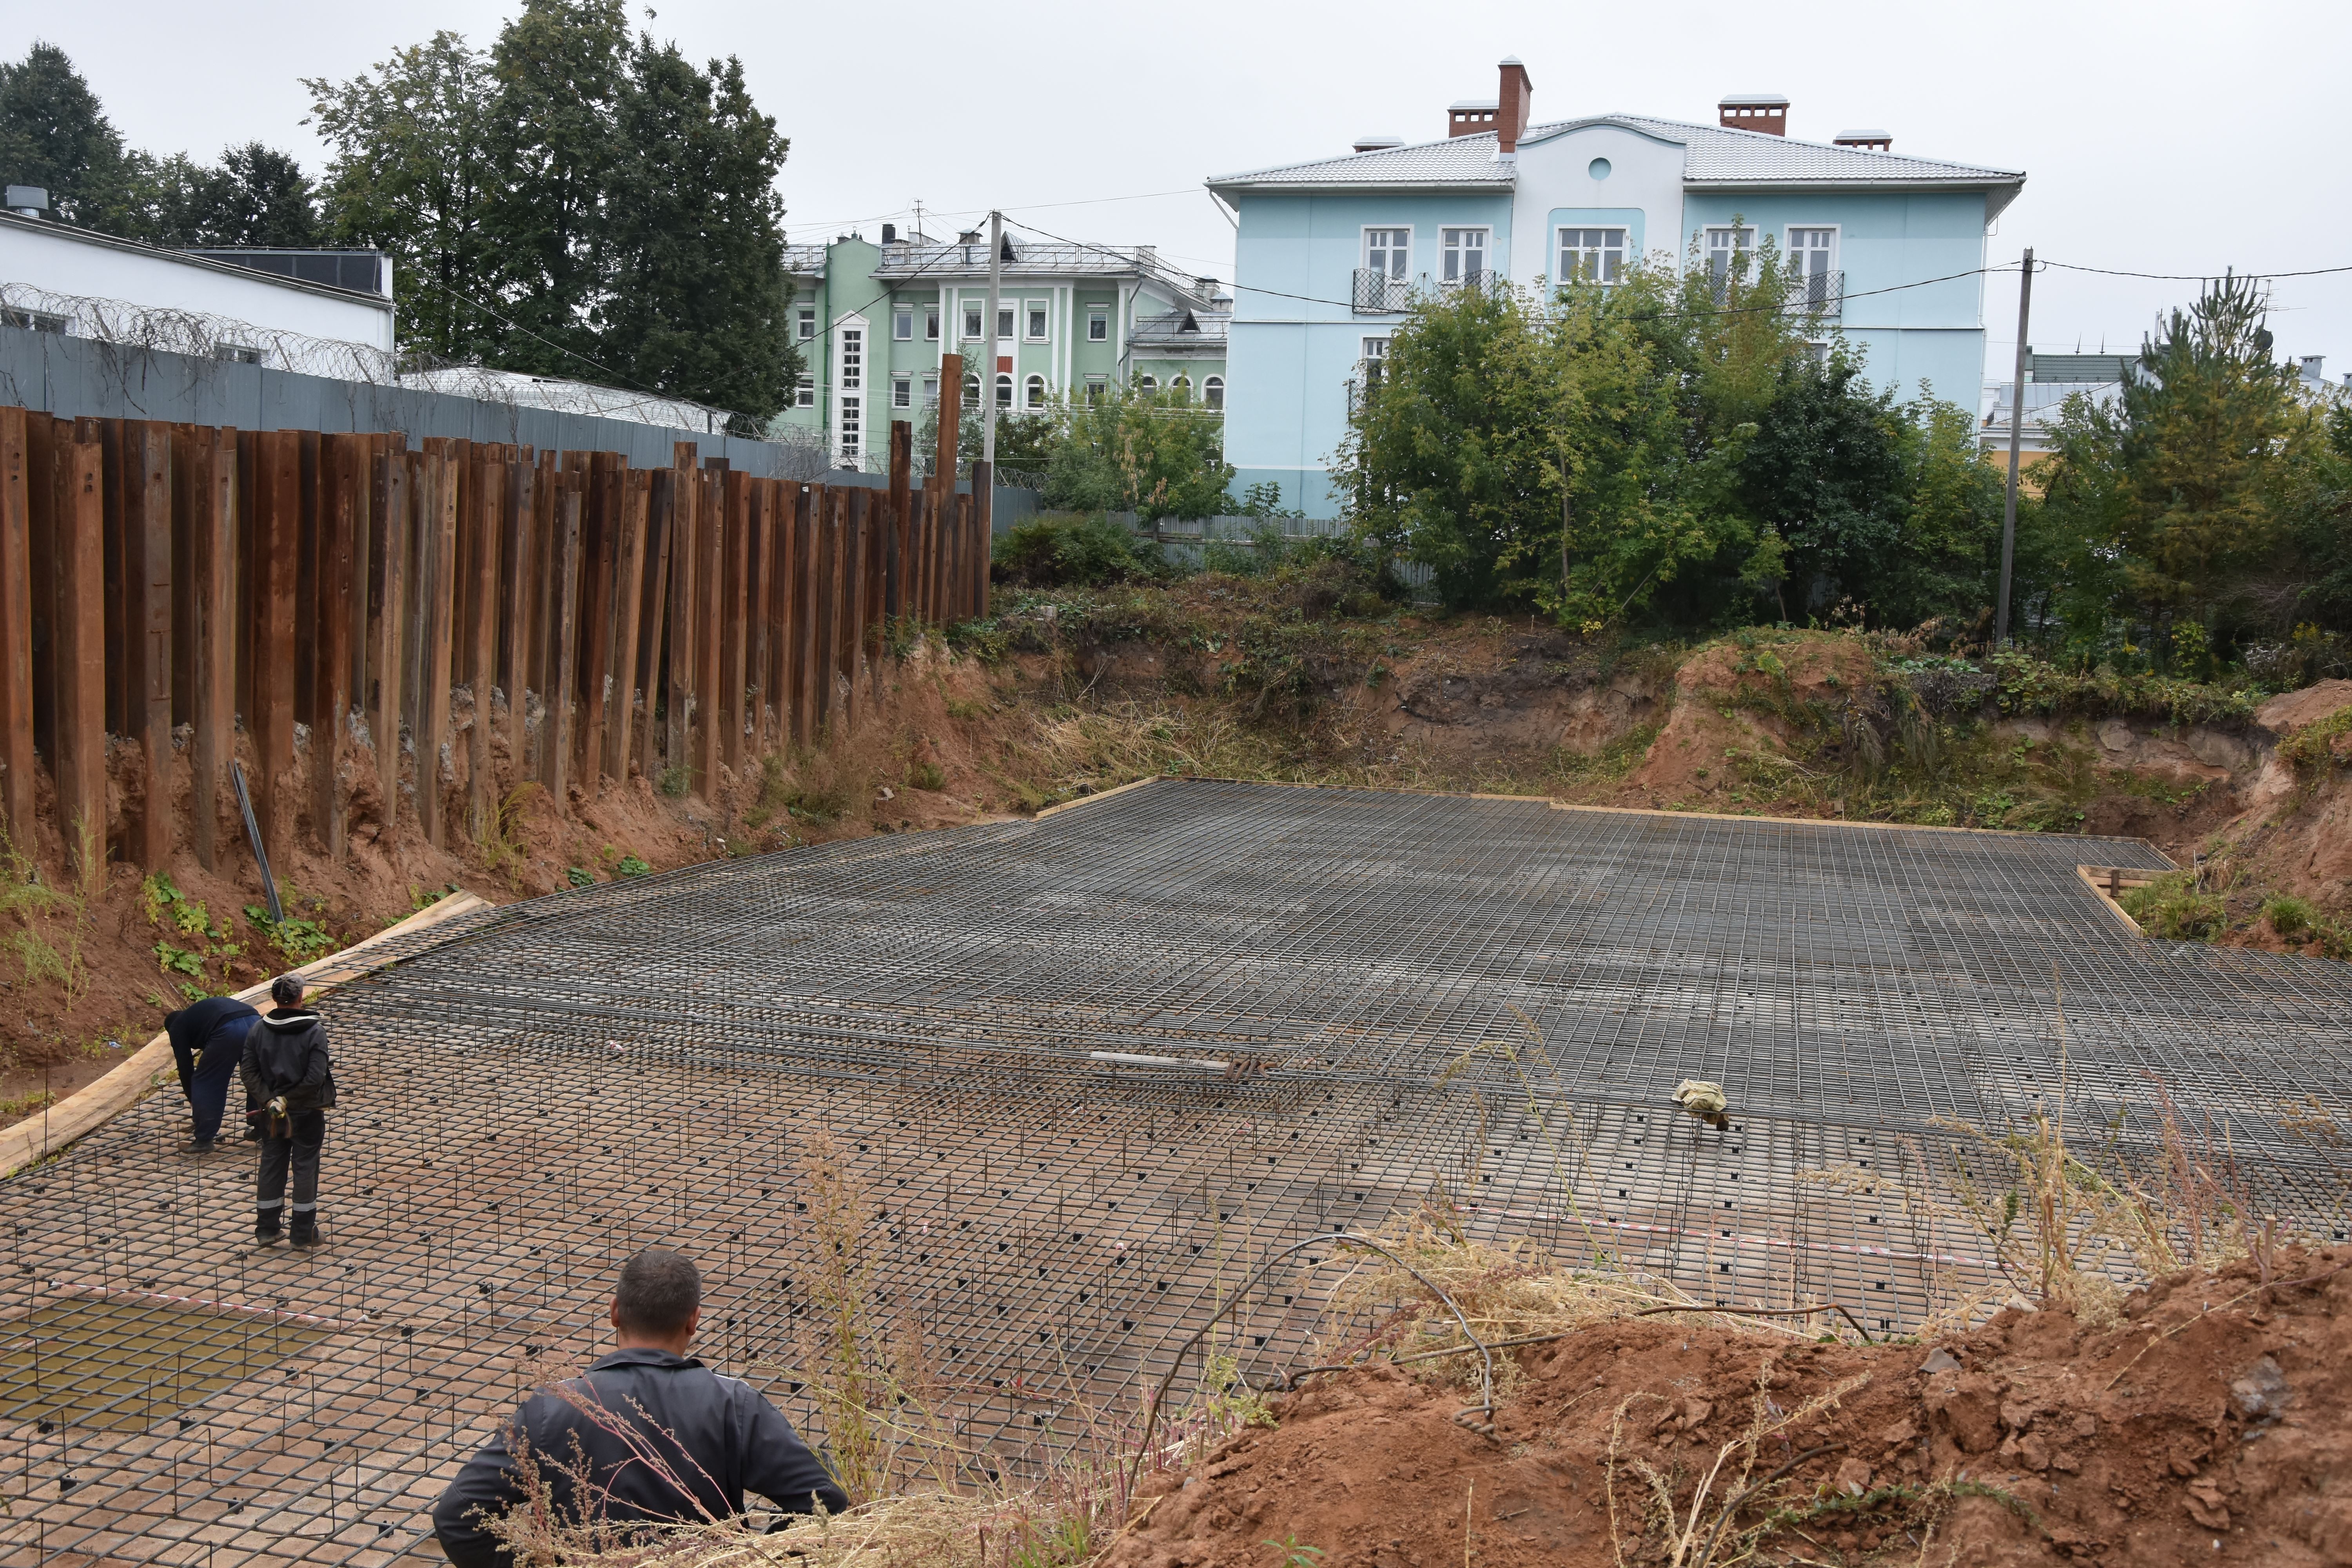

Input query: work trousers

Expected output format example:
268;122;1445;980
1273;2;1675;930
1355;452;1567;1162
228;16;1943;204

173;1035;243;1144
256;1110;327;1221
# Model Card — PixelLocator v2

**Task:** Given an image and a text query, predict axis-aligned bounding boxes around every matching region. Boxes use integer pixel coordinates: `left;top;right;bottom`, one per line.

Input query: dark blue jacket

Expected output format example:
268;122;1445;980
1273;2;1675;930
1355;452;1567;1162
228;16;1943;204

432;1348;848;1567
164;996;257;1074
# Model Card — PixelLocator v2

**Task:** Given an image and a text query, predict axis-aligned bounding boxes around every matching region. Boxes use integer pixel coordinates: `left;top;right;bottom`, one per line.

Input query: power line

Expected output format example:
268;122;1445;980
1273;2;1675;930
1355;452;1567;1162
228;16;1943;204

2038;260;2352;283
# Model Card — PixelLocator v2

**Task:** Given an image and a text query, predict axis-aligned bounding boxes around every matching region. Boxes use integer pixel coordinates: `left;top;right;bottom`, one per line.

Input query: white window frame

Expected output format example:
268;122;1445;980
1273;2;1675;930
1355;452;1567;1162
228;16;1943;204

1024;373;1046;407
1361;225;1412;278
1361;336;1391;361
891;372;912;409
1083;374;1108;404
1705;225;1757;287
1439;227;1490;287
1137;374;1158;392
796;306;817;341
1556;226;1629;286
1086;307;1109;342
921;374;939;407
834;317;867;461
1171;374;1192;401
962;305;983;340
1203;374;1224;411
892;306;913;341
925;308;941;341
795;383;815;408
994;372;1013;408
1784;225;1838;277
1025;302;1049;342
996;307;1016;342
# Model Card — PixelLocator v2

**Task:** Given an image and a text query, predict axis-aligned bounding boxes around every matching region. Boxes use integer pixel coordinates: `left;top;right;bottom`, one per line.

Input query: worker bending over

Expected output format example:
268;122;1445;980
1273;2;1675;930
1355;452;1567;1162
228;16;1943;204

164;994;257;1152
434;1248;848;1566
241;974;334;1247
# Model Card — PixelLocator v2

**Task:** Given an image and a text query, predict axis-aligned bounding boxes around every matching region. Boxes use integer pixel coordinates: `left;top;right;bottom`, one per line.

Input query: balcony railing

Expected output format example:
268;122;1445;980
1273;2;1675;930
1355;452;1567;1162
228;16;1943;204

1352;268;1410;315
1786;269;1844;318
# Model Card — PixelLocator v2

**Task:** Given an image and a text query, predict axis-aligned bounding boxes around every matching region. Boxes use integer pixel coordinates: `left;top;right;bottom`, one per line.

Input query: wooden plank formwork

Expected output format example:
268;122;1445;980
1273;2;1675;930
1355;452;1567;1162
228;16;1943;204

0;408;34;850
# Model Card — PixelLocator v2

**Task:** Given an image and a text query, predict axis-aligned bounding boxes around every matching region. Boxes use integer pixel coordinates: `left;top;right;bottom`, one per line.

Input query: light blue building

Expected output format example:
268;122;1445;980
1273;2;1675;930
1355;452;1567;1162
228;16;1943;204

1208;62;2026;517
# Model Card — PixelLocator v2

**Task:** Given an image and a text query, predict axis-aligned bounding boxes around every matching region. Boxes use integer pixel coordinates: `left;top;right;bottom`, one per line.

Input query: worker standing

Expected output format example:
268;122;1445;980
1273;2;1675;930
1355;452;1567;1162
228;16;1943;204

163;994;258;1152
434;1248;848;1566
241;975;334;1248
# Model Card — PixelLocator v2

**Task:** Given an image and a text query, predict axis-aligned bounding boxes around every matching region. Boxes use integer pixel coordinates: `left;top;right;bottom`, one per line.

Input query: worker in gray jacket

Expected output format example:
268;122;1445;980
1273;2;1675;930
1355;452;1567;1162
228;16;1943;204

240;974;335;1247
434;1249;847;1566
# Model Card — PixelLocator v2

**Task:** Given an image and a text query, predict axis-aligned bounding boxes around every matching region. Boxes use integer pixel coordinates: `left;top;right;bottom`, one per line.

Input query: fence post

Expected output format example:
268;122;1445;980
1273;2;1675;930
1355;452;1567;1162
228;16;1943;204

719;470;750;777
842;489;868;735
0;409;34;851
664;461;696;784
249;431;301;864
465;454;498;839
501;458;535;786
368;450;407;837
542;475;582;806
314;434;359;860
970;459;993;621
414;453;459;849
635;470;673;784
789;484;816;750
54;438;106;878
121;422;173;868
605;468;650;787
691;468;723;791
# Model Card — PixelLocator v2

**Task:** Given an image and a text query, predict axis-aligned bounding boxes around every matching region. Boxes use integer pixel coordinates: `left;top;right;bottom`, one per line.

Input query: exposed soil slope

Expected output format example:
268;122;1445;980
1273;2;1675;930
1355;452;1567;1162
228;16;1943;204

1109;1252;2352;1568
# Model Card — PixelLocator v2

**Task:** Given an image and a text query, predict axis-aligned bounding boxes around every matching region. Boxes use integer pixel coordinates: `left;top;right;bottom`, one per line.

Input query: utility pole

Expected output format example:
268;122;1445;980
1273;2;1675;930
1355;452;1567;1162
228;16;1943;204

1996;247;2034;648
982;210;1003;468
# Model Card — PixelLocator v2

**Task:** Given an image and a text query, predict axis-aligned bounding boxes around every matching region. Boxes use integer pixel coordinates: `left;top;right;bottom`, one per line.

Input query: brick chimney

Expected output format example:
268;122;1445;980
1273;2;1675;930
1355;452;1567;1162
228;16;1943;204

1448;101;1498;138
1718;94;1788;136
1497;58;1534;154
1833;129;1892;151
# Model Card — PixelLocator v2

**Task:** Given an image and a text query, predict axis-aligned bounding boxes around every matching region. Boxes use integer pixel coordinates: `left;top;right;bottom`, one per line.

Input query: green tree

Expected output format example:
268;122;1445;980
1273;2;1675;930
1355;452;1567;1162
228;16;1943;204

1735;353;1907;619
2033;276;2312;656
481;0;632;375
0;41;129;228
602;40;795;421
307;33;503;363
1044;383;1234;522
2284;404;2352;632
124;142;320;247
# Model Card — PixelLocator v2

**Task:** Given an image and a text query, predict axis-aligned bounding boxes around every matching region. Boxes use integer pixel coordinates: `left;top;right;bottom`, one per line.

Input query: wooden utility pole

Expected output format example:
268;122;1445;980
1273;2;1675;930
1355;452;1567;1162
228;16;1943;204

983;211;1002;471
935;353;963;490
1996;248;2033;647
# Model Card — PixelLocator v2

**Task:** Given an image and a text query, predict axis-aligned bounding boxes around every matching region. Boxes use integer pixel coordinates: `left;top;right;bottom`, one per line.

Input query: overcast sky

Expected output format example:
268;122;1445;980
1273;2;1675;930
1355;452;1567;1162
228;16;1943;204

29;0;2352;391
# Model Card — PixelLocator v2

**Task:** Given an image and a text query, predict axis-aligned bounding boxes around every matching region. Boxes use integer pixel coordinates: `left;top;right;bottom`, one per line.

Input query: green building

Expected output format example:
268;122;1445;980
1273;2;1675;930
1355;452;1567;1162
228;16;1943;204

775;226;1229;468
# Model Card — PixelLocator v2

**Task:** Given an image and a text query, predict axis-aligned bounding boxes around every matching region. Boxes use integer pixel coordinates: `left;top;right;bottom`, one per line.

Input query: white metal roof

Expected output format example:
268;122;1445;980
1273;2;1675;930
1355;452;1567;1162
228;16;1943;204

1209;113;2025;217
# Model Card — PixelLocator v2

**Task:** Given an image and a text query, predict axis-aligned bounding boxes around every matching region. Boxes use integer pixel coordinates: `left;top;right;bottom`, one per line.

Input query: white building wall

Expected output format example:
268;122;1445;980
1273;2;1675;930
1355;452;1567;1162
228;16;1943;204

0;216;394;354
1510;122;1691;279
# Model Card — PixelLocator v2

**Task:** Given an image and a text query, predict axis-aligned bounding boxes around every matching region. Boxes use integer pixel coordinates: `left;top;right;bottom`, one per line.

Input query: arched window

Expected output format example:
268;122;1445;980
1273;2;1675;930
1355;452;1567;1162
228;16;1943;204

1171;375;1192;403
963;374;980;405
1137;374;1158;392
995;372;1013;408
1025;374;1046;408
1204;375;1225;410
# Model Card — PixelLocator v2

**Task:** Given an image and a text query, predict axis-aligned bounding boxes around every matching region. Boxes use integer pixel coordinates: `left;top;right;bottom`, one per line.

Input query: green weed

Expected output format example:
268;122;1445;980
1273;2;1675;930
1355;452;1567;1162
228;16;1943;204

2120;872;2226;940
907;760;946;791
564;866;595;888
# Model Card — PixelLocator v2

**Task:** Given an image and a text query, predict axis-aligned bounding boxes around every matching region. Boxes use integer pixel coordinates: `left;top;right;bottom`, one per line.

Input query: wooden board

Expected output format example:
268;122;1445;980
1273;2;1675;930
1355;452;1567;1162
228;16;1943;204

185;429;234;872
248;431;300;864
53;439;105;876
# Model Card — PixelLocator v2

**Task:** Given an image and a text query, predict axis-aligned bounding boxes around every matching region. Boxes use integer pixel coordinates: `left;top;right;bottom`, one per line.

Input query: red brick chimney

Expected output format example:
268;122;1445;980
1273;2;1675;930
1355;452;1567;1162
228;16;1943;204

1718;94;1788;136
1448;102;1498;138
1497;58;1534;154
1833;129;1892;151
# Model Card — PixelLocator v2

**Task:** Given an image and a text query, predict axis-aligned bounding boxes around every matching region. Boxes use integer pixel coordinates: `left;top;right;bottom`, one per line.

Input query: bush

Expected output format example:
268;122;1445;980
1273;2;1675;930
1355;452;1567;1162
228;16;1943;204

992;513;1159;589
2262;895;2317;936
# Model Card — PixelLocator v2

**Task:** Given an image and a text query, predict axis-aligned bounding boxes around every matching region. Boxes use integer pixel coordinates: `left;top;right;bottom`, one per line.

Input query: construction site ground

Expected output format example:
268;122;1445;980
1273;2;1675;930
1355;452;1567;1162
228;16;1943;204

2;777;2348;1565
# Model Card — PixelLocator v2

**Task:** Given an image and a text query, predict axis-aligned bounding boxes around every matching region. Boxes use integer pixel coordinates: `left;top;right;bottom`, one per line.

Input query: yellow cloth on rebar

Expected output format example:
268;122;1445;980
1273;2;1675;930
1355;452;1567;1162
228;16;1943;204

1673;1079;1728;1116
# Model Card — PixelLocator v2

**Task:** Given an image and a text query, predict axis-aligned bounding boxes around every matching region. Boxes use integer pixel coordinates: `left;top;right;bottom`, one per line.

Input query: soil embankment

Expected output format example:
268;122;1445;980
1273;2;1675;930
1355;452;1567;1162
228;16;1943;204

1109;1252;2352;1567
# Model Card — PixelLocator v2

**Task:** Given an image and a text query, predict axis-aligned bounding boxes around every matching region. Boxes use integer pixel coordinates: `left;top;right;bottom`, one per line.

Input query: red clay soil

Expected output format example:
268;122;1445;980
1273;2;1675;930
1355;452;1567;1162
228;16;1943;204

1107;1250;2352;1567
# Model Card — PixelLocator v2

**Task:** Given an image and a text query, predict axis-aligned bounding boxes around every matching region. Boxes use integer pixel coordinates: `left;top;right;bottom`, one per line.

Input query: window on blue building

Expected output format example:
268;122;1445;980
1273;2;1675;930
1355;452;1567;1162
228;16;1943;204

1362;228;1410;278
1557;227;1628;285
1441;228;1488;285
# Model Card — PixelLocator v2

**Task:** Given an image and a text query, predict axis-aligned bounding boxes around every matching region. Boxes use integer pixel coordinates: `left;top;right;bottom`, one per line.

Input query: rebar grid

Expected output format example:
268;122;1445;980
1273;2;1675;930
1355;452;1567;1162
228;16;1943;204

2;779;2347;1566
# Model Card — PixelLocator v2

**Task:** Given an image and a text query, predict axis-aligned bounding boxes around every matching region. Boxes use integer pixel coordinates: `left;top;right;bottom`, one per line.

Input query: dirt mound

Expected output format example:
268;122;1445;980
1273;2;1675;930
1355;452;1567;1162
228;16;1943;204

1109;1250;2352;1567
1625;633;1877;808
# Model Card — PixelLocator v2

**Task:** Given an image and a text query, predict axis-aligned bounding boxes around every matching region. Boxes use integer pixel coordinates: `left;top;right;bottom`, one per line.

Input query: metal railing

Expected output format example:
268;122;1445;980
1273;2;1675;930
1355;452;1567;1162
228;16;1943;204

1786;268;1844;317
1352;268;1410;314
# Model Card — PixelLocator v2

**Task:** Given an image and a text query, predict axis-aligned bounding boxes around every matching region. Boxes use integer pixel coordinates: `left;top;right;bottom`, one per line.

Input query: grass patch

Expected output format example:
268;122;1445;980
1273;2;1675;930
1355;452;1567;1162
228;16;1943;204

2119;871;2225;940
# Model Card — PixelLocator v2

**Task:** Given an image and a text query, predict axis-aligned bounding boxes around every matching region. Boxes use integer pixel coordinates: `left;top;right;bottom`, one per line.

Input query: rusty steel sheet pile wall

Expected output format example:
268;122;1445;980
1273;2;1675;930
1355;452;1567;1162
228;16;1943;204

0;395;992;868
3;780;2350;1565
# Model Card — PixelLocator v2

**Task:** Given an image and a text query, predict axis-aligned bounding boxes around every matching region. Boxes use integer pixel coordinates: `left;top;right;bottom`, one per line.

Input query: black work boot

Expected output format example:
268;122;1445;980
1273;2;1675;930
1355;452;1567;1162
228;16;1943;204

290;1211;319;1249
255;1207;284;1245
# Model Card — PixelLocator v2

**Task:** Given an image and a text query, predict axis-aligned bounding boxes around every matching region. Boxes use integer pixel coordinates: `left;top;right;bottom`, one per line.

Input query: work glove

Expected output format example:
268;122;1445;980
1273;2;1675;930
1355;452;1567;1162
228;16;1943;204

268;1096;288;1117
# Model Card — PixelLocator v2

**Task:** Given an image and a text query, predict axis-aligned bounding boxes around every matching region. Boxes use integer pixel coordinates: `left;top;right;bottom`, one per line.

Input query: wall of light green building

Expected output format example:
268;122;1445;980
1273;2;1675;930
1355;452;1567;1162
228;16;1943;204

770;237;1224;461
